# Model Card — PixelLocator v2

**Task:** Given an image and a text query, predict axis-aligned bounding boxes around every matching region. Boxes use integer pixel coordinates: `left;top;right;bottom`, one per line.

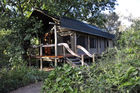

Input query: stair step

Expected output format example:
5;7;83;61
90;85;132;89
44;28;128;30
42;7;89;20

69;59;80;62
66;57;89;66
72;62;81;65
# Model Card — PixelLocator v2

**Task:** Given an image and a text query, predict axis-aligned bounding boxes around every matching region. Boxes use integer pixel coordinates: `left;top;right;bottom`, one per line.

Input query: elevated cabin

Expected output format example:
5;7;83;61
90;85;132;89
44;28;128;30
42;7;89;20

30;9;115;68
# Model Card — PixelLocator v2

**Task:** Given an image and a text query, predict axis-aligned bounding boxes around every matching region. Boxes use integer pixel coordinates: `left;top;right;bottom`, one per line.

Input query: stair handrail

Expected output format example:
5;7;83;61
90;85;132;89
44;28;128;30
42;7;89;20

77;45;93;58
32;43;80;58
58;43;80;57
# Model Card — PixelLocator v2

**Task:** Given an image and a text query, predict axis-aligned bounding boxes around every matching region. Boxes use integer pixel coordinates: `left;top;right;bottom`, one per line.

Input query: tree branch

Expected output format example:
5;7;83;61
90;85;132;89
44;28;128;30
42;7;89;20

63;5;73;16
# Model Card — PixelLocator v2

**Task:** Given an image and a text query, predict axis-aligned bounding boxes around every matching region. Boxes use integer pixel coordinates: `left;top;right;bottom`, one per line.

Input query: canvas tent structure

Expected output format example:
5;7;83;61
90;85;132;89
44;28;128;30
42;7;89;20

29;9;115;69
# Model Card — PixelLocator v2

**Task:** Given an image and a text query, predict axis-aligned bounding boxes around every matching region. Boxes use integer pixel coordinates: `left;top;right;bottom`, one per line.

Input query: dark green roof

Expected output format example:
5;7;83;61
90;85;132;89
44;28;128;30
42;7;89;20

60;17;115;39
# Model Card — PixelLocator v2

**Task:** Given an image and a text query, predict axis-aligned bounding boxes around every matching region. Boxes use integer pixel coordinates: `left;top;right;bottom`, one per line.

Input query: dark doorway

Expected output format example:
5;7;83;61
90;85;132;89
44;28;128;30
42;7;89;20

44;33;54;55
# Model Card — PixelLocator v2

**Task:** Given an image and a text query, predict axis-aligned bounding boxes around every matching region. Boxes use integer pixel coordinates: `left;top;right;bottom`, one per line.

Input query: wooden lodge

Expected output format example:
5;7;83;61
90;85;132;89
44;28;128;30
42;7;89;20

30;9;115;68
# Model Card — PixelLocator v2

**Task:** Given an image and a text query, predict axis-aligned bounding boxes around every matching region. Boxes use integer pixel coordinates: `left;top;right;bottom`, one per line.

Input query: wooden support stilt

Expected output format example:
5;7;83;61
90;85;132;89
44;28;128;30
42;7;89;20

81;55;84;66
40;44;43;70
40;58;43;70
74;33;77;52
63;46;66;63
92;54;95;62
54;25;58;67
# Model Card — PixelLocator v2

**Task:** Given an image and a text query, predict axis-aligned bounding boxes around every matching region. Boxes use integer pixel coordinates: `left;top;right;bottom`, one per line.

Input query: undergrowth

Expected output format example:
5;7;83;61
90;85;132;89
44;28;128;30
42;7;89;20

0;65;49;93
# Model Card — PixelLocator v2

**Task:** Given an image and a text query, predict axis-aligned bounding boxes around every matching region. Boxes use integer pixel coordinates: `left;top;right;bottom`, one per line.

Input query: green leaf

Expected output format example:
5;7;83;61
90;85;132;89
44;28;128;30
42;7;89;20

24;34;31;40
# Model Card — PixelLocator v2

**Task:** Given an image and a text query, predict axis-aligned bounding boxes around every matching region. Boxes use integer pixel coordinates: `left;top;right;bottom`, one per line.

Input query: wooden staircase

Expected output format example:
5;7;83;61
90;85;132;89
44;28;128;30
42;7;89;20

66;56;88;67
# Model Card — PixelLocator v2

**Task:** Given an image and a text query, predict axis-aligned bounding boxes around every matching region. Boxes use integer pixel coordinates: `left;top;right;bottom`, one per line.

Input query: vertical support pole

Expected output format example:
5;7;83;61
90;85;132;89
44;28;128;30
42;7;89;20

74;33;77;52
88;36;90;64
92;54;95;62
81;55;84;66
63;46;66;63
40;44;43;70
98;37;100;54
54;25;57;67
88;35;90;51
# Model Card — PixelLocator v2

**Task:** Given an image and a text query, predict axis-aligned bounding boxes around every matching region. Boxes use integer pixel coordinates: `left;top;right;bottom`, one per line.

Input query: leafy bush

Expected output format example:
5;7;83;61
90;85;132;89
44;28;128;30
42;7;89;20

41;64;117;93
0;66;49;93
0;29;11;68
42;64;85;93
93;29;140;92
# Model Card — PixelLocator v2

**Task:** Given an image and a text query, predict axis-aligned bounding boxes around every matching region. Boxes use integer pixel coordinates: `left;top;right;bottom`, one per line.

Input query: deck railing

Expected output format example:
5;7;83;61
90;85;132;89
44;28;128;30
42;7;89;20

31;43;95;68
32;43;80;57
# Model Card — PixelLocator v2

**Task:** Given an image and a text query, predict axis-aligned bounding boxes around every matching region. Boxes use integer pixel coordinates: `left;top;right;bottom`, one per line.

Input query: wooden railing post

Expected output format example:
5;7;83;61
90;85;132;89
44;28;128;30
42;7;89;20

92;54;95;62
40;44;43;70
54;25;58;67
63;46;66;63
81;55;84;66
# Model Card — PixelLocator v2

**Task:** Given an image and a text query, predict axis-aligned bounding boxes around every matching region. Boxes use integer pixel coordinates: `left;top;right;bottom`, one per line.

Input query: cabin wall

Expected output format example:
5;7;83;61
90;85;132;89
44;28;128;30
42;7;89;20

57;30;77;55
89;36;97;54
101;38;105;52
71;33;76;52
76;32;113;55
76;33;88;54
56;30;113;56
57;34;63;55
108;40;113;48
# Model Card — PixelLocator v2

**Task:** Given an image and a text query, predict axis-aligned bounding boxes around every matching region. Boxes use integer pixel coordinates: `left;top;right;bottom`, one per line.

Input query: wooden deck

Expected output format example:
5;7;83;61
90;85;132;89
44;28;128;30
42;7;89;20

34;55;64;59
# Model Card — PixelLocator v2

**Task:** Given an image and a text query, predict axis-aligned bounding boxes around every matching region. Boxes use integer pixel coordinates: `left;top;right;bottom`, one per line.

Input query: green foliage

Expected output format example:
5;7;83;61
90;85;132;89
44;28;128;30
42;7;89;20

42;64;87;93
96;22;140;92
0;18;46;93
103;12;121;34
118;29;140;50
0;0;116;26
131;19;140;31
0;29;11;68
0;66;49;93
0;17;43;67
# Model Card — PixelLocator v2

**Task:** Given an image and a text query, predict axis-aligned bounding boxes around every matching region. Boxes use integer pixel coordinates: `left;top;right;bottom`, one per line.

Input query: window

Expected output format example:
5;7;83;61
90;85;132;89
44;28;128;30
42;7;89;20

63;36;71;48
107;40;109;47
100;38;102;48
90;37;96;48
104;39;109;48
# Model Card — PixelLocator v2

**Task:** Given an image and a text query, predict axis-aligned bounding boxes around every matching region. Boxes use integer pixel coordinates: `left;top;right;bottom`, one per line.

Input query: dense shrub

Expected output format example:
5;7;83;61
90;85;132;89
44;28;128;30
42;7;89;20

0;29;11;68
42;64;88;93
0;66;49;93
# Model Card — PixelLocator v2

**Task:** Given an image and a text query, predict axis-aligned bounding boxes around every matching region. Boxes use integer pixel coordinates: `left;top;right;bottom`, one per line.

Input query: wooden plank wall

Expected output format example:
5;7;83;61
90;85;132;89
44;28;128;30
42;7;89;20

76;32;113;55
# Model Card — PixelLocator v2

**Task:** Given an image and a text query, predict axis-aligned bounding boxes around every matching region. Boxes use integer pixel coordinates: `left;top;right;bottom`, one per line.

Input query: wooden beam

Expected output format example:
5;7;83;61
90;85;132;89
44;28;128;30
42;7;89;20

63;46;66;63
81;55;84;66
74;33;77;52
88;35;90;51
40;44;43;70
92;54;95;62
71;32;77;52
54;25;58;67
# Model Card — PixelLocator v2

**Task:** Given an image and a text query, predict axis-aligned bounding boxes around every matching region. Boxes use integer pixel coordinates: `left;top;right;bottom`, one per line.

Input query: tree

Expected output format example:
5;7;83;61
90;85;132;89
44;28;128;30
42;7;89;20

103;12;121;34
131;18;140;31
0;0;116;23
